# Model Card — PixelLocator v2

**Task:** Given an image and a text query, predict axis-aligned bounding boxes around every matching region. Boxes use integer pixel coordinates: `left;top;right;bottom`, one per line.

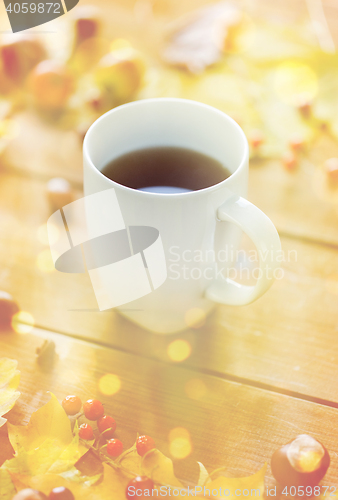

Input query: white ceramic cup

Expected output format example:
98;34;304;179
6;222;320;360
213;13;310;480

83;98;281;334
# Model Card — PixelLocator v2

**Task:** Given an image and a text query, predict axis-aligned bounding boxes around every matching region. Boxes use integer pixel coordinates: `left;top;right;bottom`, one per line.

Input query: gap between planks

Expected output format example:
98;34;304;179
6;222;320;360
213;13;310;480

21;322;338;412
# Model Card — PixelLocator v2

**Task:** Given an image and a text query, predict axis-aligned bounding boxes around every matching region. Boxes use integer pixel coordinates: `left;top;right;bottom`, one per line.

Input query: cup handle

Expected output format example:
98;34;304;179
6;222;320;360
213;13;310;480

205;195;282;306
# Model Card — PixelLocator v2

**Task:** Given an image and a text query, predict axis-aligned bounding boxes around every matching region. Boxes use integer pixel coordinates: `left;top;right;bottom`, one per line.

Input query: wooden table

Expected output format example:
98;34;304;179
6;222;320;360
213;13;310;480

1;0;338;494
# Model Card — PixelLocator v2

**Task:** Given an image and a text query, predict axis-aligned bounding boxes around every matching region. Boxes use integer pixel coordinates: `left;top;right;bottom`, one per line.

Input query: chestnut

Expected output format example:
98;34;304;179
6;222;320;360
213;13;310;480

12;489;47;500
271;434;330;487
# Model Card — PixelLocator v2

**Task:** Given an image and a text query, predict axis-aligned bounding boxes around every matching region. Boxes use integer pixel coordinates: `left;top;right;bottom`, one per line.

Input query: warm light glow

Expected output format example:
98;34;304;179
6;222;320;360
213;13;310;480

99;373;121;396
325;275;338;295
0;119;18;139
36;250;55;273
110;38;133;52
185;308;206;329
169;428;192;459
298;451;323;472
274;61;318;106
287;434;324;473
11;311;35;334
226;14;256;53
167;339;191;362
185;378;207;400
37;223;59;246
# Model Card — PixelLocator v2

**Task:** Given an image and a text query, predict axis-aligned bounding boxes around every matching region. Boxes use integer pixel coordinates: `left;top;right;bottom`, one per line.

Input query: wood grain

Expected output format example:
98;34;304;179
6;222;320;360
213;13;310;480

0;171;337;403
1;327;338;486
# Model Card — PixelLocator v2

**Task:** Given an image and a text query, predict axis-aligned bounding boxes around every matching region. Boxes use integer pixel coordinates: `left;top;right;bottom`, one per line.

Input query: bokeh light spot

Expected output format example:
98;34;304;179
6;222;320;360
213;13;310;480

110;38;133;52
167;339;191;362
185;308;206;329
185;378;207;400
36;250;55;273
37;223;59;246
274;61;318;106
99;373;121;396
11;311;35;334
169;428;192;459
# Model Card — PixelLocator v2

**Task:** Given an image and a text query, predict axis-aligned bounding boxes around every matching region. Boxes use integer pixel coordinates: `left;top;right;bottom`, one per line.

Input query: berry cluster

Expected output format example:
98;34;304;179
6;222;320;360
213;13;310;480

62;395;122;456
62;395;156;499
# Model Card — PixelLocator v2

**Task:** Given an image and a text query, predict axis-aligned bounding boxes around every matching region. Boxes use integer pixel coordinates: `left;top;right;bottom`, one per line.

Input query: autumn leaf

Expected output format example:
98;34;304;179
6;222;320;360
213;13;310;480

0;469;16;500
162;2;242;73
203;463;267;499
0;358;20;428
197;461;209;487
3;393;86;476
141;449;183;487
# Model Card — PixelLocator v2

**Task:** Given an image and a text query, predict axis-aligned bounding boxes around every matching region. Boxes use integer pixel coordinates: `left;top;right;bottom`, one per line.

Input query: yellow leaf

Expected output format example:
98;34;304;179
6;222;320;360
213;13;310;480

203;463;267;499
141;449;183;487
8;393;72;452
0;469;16;500
10;463;131;500
0;358;20;429
3;394;85;476
197;461;209;487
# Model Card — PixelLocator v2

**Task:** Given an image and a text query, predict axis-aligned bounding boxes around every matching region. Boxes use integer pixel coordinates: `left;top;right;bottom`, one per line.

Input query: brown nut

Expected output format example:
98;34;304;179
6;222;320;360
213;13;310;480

0;37;46;83
0;291;19;330
271;434;330;487
12;489;48;500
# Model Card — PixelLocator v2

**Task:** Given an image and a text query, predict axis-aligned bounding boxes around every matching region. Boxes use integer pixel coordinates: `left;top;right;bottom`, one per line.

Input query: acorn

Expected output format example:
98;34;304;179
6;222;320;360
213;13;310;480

271;434;330;487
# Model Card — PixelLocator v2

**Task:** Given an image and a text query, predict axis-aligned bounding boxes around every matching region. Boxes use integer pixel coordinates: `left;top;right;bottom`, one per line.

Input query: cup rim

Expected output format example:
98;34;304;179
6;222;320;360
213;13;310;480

83;97;249;197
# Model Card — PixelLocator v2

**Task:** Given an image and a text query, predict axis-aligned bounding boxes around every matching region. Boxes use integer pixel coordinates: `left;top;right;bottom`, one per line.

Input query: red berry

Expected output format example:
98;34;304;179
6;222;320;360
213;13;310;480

0;291;19;330
79;423;94;440
125;476;154;500
12;490;47;500
62;395;82;415
249;129;264;149
282;151;297;171
136;435;155;457
48;487;74;500
289;135;305;152
97;415;116;438
83;399;104;420
297;99;312;118
107;438;123;457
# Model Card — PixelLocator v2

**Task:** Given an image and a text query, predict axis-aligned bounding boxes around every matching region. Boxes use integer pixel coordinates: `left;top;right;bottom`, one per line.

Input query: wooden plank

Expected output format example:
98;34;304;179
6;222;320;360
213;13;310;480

4;115;338;246
1;0;338;245
0;327;338;486
249;136;338;247
0;170;338;403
